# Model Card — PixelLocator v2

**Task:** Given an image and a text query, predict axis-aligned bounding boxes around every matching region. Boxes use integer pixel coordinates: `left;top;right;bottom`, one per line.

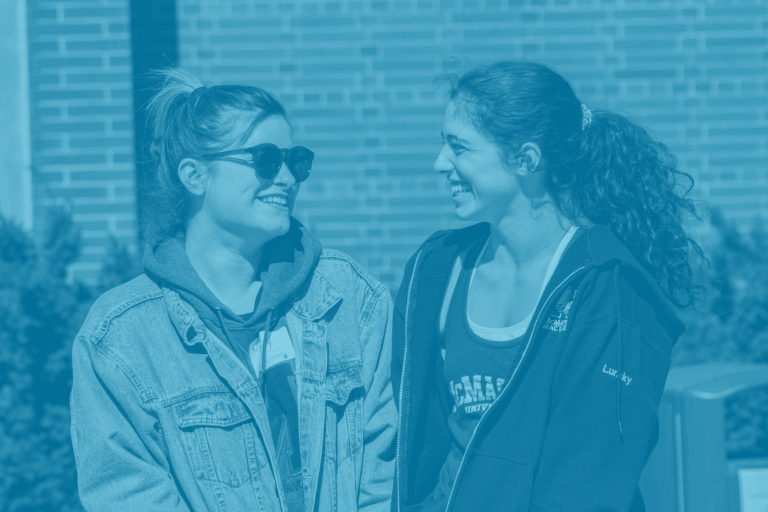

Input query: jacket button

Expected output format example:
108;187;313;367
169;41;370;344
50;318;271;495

215;404;228;420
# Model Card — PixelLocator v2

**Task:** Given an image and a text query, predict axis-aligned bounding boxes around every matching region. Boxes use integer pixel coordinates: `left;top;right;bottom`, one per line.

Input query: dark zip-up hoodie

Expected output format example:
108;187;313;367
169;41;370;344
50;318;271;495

392;223;684;512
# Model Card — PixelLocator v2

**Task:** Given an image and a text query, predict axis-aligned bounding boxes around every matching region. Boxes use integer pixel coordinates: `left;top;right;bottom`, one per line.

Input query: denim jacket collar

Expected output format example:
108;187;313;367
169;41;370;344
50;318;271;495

161;262;342;350
163;286;206;347
289;267;343;322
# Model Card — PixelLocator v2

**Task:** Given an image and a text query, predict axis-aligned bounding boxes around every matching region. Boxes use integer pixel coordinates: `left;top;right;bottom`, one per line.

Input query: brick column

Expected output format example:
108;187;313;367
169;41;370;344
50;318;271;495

27;0;137;281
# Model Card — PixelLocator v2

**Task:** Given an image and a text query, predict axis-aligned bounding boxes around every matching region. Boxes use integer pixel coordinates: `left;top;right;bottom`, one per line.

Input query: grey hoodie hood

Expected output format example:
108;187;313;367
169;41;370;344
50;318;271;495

142;217;322;372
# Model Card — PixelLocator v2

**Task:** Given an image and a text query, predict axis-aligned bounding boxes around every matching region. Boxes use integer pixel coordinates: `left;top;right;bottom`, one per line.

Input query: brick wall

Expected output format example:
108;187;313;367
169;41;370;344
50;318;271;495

27;0;137;281
174;0;768;293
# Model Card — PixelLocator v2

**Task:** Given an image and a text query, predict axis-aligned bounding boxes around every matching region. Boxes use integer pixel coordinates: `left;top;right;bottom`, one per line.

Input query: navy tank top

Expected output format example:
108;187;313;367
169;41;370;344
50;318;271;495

412;228;580;511
411;241;527;511
443;240;525;453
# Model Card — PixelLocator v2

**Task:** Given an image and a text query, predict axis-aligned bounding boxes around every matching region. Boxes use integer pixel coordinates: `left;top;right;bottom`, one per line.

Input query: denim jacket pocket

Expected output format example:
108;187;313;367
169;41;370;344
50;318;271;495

325;364;365;476
325;363;364;406
172;391;257;489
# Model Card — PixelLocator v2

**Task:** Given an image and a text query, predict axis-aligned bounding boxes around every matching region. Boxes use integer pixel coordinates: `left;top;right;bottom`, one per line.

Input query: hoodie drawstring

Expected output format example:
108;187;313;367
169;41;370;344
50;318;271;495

613;262;624;441
215;307;234;351
260;309;274;391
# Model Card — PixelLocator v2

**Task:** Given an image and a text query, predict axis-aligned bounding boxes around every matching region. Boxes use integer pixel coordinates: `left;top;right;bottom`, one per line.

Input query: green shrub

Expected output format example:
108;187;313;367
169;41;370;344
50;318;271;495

0;211;140;512
673;210;768;462
673;210;768;365
0;211;89;512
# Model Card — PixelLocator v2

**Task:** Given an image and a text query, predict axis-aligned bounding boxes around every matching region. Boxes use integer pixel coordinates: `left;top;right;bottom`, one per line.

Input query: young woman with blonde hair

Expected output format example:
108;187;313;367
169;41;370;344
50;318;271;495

71;70;396;512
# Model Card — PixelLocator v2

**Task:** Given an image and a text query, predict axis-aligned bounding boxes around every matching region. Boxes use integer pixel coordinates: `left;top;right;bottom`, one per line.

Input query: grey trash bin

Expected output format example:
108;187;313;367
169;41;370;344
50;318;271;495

639;363;768;512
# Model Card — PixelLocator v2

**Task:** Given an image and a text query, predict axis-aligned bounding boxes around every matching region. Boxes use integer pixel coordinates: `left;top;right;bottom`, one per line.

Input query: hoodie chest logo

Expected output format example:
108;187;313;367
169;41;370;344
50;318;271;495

543;300;572;332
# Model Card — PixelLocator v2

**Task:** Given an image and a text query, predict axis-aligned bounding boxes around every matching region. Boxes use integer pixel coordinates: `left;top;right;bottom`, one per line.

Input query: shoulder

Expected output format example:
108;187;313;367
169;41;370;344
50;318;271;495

426;223;489;255
574;225;684;338
304;250;391;335
77;274;165;346
403;223;489;276
570;264;681;357
316;249;387;299
396;223;488;301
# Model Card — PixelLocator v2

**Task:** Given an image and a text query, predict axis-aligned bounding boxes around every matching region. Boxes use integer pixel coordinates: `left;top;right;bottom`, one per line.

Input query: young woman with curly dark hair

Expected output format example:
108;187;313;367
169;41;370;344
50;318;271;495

391;61;703;512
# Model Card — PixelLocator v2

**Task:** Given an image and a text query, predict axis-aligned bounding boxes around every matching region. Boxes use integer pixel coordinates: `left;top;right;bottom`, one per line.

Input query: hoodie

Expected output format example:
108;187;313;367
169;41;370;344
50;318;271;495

143;217;322;370
143;217;322;510
391;223;684;512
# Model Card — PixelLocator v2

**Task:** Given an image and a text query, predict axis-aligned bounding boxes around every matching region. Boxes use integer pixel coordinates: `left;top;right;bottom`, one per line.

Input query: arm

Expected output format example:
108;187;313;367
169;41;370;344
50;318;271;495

358;288;398;512
71;335;191;512
530;316;671;512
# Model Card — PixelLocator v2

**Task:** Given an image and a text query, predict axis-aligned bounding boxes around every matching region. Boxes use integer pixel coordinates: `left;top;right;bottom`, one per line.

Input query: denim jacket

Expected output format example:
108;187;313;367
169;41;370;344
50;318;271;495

71;249;397;512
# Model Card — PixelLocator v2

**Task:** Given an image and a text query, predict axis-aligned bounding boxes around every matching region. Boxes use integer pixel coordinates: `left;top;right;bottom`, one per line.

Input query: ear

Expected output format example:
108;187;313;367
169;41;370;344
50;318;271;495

177;158;210;196
512;142;543;176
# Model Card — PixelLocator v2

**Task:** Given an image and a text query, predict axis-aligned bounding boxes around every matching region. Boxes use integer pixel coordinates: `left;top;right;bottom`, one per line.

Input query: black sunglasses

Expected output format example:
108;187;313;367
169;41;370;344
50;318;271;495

202;143;314;182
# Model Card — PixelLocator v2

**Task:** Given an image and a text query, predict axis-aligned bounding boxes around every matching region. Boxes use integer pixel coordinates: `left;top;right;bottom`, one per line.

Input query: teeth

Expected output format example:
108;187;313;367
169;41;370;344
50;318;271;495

259;195;288;206
451;183;472;194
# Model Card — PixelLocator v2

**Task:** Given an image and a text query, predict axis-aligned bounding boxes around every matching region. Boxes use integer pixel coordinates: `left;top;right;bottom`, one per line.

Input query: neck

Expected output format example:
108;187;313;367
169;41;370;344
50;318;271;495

485;203;572;270
184;214;267;297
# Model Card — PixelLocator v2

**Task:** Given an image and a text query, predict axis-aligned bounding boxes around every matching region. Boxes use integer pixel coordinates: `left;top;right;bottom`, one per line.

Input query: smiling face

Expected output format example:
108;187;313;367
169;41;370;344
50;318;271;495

435;100;521;224
200;115;298;242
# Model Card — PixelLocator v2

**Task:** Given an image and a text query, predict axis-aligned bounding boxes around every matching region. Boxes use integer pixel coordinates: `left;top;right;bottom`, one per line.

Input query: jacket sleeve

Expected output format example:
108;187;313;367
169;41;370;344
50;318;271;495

529;306;672;511
71;335;191;512
358;288;398;512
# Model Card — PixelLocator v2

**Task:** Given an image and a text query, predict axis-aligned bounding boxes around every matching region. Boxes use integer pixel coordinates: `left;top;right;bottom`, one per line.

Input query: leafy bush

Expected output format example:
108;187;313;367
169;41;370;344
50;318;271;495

725;387;768;460
673;210;768;365
673;210;768;462
0;211;140;512
0;211;89;511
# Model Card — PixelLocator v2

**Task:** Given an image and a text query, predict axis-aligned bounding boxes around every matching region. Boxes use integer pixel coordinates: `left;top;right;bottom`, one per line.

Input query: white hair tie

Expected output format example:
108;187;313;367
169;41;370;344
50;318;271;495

581;104;592;130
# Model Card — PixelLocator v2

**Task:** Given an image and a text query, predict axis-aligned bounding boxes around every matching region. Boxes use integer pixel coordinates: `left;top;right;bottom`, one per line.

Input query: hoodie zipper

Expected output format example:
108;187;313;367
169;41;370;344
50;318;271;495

396;250;422;512
443;266;587;512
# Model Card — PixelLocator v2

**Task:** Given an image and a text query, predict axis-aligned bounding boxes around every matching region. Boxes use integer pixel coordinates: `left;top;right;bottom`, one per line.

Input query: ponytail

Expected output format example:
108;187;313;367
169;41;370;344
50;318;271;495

143;69;204;244
567;110;704;306
444;60;703;306
142;68;287;244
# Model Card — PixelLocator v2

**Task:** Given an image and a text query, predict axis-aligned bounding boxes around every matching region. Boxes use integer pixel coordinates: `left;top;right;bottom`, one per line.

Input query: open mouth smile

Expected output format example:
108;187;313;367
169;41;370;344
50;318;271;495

451;182;472;197
257;195;289;208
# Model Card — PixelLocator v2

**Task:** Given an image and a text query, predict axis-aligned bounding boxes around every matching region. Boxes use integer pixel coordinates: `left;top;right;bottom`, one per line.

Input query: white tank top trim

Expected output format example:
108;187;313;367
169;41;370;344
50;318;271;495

467;225;580;342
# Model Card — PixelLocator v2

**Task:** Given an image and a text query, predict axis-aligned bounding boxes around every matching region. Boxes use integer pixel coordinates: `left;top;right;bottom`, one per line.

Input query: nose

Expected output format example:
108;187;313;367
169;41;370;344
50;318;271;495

271;160;296;187
434;143;454;175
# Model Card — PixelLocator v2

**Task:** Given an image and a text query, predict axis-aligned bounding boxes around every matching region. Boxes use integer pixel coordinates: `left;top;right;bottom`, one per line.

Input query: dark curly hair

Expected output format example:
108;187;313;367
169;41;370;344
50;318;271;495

142;69;287;245
445;60;704;306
